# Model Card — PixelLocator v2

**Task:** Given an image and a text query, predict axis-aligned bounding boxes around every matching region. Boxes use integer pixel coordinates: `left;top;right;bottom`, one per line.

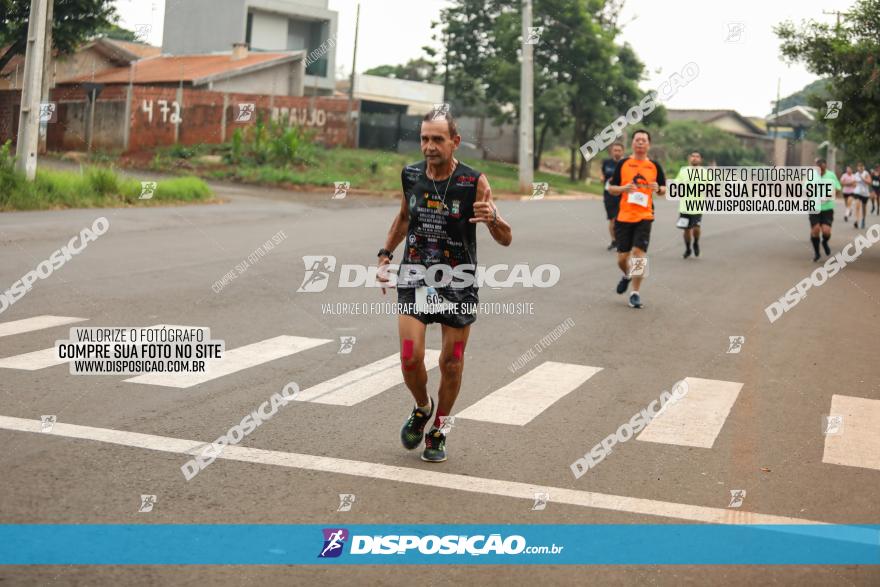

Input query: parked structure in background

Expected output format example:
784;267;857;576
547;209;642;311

1;38;159;91
339;74;519;162
765;105;816;140
667;108;775;161
66;48;307;96
667;109;766;137
765;105;828;168
162;0;338;96
665;107;820;167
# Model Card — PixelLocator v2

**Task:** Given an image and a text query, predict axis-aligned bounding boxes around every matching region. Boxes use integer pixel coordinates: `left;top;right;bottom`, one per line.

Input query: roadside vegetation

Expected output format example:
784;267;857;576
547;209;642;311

140;116;602;196
0;141;212;211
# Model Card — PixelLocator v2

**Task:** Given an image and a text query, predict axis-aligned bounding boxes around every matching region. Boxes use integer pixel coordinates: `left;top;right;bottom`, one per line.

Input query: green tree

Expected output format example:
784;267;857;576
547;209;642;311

364;58;440;83
431;0;659;176
93;23;139;42
0;0;118;72
650;121;767;172
771;78;830;114
775;0;880;161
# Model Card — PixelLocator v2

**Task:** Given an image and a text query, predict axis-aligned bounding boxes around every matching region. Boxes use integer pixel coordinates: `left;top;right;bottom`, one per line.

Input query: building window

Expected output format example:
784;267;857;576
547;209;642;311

289;18;330;78
245;13;253;46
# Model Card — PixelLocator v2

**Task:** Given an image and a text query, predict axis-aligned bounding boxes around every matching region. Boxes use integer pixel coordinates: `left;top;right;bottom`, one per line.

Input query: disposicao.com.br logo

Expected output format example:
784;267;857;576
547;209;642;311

317;529;563;558
297;255;560;292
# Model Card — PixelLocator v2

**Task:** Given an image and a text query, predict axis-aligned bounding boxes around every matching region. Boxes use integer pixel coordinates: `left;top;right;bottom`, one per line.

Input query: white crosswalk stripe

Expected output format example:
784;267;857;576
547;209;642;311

456;362;603;426
124;335;332;388
295;350;442;406
822;395;880;471
0;347;67;371
0;315;88;338
636;377;743;448
0;322;166;371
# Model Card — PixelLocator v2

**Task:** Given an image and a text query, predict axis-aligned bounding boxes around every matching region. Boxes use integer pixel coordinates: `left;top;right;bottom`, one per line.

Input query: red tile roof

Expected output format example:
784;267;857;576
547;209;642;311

100;39;161;60
65;52;300;85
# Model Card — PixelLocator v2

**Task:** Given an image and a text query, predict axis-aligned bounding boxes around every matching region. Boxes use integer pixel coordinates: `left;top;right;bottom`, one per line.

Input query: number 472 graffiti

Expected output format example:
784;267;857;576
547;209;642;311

142;100;182;124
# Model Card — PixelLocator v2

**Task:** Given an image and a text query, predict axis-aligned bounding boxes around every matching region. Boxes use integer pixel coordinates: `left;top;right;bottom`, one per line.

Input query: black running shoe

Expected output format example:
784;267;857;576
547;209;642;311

421;429;447;462
607;241;617;251
693;241;700;257
628;292;643;309
813;252;821;262
616;276;631;294
401;398;434;450
683;248;692;259
822;240;831;256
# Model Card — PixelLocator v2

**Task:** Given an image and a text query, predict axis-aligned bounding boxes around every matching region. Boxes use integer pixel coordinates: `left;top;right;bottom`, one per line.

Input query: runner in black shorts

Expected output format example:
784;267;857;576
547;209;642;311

607;130;666;309
377;109;512;463
673;151;705;258
871;164;880;215
808;159;841;262
853;162;871;229
601;143;624;250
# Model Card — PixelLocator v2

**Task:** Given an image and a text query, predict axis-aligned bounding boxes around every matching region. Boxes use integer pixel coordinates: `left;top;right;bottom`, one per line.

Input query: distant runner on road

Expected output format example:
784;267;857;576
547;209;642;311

601;143;625;251
870;163;880;215
808;158;841;262
840;166;856;223
607;130;666;309
674;150;705;259
853;162;871;229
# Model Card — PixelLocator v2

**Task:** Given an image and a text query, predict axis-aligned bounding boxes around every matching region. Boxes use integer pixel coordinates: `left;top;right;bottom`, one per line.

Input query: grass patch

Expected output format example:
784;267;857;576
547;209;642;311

0;142;212;211
202;145;602;195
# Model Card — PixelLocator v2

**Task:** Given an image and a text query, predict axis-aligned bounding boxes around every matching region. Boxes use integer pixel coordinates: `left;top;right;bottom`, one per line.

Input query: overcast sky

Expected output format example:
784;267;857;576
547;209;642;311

114;0;855;117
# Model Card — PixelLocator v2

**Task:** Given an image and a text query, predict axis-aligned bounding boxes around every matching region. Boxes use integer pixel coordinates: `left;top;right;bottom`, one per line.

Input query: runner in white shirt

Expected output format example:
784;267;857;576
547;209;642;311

852;162;872;230
840;166;856;222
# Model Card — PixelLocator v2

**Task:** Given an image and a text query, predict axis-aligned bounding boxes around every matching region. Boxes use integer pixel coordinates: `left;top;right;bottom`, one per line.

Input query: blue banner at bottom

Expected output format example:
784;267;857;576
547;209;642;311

0;524;878;565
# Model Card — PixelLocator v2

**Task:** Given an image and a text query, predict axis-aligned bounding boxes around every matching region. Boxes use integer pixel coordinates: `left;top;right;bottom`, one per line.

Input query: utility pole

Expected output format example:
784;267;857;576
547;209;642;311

347;2;360;148
443;30;449;103
15;0;51;180
38;0;54;155
820;10;850;171
518;0;534;193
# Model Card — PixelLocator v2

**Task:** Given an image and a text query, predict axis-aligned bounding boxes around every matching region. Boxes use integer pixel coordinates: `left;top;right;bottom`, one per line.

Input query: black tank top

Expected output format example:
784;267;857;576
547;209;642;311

400;160;481;294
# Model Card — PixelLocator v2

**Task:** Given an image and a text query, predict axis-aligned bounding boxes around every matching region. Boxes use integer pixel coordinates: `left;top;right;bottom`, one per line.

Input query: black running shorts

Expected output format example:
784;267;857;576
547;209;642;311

615;219;653;253
604;193;620;221
397;286;477;328
677;213;702;229
809;209;834;227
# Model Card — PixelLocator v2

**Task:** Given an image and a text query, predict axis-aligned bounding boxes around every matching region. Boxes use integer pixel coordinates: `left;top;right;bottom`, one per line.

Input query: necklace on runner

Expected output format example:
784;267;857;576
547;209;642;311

430;160;457;210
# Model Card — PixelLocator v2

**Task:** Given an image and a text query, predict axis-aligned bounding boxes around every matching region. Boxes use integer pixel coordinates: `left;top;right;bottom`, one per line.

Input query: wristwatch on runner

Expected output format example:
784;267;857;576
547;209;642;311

378;248;393;260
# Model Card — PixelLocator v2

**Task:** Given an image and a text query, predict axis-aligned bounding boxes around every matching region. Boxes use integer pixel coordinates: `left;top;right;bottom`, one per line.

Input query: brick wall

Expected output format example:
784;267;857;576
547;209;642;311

0;90;21;146
0;86;358;153
129;87;356;152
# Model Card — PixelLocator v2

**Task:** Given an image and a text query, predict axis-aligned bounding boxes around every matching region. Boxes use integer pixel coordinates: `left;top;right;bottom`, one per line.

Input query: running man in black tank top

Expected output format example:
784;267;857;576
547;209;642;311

377;109;512;463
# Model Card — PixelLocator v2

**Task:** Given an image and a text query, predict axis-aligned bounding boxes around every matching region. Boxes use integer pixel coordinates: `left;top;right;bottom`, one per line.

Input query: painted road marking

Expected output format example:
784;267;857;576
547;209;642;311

0;414;837;527
0;316;87;339
456;362;602;426
0;323;184;372
125;335;332;388
636;377;743;448
0;348;66;371
295;350;442;405
823;394;880;471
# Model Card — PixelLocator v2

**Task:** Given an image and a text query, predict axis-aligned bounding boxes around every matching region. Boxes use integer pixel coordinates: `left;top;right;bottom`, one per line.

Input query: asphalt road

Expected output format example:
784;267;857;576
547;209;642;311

1;179;878;585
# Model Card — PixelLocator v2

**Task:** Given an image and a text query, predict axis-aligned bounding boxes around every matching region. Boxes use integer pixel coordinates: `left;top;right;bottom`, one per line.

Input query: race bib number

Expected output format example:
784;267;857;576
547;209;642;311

415;286;428;309
628;190;649;207
676;216;690;228
415;286;443;311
